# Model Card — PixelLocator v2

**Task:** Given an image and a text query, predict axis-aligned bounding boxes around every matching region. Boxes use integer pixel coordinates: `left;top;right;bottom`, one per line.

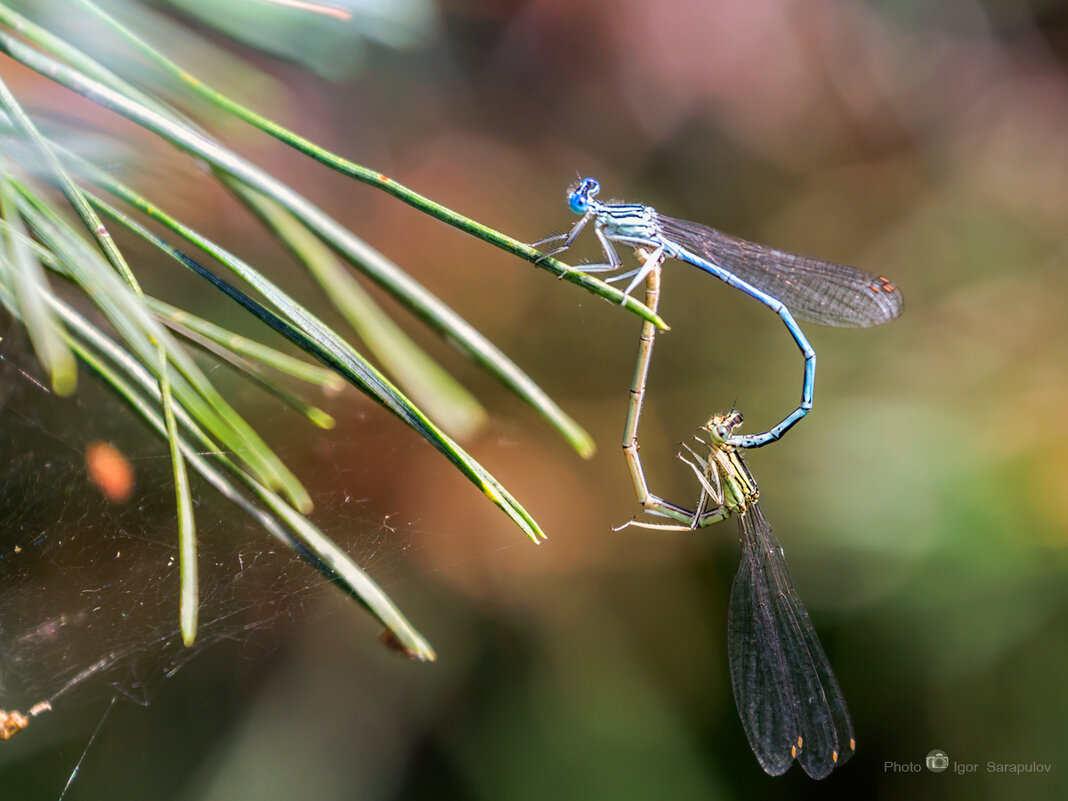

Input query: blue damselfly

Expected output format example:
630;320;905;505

537;178;903;449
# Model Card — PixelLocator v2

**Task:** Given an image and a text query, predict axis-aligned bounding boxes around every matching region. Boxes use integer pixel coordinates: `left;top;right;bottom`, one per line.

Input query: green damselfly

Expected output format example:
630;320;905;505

623;411;855;779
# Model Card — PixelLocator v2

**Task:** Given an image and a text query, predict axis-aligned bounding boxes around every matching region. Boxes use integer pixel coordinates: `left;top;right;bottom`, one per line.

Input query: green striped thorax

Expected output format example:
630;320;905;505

702;411;759;512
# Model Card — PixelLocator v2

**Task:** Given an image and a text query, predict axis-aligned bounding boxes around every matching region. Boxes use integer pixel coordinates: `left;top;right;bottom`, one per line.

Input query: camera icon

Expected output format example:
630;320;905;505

926;750;950;772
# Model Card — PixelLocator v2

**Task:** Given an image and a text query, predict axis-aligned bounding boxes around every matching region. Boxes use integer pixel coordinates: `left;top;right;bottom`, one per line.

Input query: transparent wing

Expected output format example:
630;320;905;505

659;216;902;328
728;504;855;779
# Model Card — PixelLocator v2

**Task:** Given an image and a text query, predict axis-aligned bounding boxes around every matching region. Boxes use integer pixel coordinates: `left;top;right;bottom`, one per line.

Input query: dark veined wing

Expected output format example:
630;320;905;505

658;216;902;328
728;508;799;777
727;504;855;779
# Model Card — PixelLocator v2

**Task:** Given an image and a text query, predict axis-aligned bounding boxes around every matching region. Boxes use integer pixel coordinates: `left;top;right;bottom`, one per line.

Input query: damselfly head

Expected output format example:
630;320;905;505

703;410;743;443
566;177;600;215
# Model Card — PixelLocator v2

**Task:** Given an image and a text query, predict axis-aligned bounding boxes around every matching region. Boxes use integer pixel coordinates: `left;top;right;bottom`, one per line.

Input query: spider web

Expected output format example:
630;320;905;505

0;317;417;729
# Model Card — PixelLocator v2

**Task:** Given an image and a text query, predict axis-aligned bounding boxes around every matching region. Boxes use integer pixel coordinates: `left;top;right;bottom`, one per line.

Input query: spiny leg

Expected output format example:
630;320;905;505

529;231;568;248
532;211;592;260
616;505;729;532
621;245;666;298
557;226;630;277
615;448;730;531
679;444;724;506
594;226;625;271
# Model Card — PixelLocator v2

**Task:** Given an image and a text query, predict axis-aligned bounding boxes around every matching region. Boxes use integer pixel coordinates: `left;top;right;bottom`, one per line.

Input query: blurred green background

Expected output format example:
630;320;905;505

2;0;1068;798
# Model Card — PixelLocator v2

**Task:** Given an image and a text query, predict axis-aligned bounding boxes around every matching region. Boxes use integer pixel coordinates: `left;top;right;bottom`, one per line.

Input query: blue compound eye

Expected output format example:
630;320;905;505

567;177;600;214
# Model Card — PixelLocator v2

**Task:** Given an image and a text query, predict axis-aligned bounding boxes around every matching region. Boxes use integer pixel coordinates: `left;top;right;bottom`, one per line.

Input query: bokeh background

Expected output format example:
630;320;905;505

2;0;1068;798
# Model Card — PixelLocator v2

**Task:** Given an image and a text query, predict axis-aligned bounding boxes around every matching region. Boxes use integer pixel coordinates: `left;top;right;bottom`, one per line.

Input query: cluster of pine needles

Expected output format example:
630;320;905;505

0;0;663;659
